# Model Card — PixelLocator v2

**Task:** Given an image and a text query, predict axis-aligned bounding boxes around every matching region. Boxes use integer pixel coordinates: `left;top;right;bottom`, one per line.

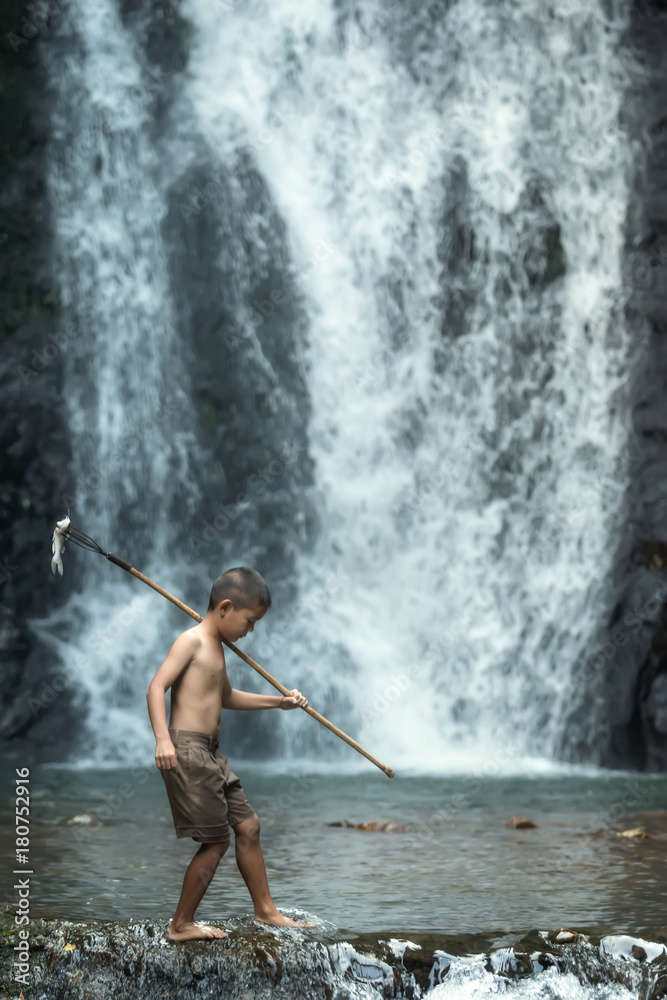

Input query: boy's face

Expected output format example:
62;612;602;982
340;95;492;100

216;600;267;642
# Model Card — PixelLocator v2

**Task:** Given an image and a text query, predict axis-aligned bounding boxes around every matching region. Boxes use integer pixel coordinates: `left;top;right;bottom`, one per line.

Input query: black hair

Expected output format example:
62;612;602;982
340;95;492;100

207;567;272;612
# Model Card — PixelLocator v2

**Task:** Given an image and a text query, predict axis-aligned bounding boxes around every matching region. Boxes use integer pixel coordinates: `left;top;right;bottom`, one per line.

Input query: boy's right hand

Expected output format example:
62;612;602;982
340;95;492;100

155;739;177;771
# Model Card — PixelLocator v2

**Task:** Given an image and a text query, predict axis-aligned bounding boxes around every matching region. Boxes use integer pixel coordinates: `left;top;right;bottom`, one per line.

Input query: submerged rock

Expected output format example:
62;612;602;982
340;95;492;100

327;820;409;832
505;817;538;829
553;929;581;944
62;813;102;827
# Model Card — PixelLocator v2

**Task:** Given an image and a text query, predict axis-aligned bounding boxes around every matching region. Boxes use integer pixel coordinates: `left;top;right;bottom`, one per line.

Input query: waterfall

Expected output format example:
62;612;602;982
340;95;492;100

37;0;636;770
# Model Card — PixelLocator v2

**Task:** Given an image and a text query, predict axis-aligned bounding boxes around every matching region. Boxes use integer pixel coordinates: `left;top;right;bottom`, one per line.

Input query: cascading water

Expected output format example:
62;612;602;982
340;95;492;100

32;0;212;758
36;0;637;770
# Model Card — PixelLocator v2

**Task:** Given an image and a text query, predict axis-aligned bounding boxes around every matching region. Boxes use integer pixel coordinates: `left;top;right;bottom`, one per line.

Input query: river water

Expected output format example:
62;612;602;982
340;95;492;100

2;760;665;933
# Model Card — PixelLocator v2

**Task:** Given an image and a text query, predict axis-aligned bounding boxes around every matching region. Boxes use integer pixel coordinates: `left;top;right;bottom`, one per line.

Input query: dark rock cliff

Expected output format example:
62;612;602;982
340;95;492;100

572;0;667;771
0;0;77;758
622;1;667;770
160;150;316;757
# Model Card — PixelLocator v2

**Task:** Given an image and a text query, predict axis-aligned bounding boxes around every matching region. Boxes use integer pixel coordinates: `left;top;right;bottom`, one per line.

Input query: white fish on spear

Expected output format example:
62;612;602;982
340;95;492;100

51;516;71;576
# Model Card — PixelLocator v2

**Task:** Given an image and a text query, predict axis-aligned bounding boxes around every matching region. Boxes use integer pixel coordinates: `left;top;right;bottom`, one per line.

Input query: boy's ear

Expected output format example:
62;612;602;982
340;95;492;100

217;599;233;616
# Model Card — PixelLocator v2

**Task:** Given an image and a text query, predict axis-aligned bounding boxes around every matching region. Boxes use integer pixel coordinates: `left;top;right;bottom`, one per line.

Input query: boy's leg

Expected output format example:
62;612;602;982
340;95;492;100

233;815;314;927
169;840;229;942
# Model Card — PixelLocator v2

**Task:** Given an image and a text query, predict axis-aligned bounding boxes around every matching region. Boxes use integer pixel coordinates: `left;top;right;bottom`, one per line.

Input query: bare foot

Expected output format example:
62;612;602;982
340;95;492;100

168;920;227;942
254;911;316;928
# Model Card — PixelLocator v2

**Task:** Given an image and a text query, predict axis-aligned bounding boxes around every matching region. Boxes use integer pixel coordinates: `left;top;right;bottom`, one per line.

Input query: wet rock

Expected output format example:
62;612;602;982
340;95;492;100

63;813;101;827
505;817;538;829
435;156;480;349
646;674;667;736
488;946;535;978
117;0;192;128
614;827;650;839
1;913;664;1000
536;952;557;969
523;222;566;287
600;934;667;966
327;820;409;832
651;974;667;999
575;3;667;772
401;946;435;992
553;929;579;944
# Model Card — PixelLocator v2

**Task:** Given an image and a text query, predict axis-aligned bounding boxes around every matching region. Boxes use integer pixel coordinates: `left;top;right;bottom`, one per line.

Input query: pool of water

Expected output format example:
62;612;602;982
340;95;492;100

1;752;666;936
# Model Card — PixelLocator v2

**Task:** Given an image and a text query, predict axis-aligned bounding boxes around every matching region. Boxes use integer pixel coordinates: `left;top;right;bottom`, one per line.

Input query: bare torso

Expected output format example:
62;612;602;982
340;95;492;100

168;625;227;737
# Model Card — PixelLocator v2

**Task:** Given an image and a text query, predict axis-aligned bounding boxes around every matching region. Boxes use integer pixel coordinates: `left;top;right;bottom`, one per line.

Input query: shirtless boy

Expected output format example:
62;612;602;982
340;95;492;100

146;566;310;942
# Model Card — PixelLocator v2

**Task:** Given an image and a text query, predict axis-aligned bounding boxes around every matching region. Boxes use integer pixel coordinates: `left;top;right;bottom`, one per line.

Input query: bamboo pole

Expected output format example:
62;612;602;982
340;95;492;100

105;551;396;778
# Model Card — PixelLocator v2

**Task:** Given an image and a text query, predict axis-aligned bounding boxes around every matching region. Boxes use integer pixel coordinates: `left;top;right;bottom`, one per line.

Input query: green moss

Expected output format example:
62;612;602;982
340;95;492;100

200;399;219;434
0;910;35;997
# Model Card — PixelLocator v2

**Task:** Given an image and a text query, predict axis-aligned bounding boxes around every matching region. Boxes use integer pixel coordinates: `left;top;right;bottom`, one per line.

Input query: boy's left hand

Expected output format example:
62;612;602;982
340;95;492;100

280;688;308;710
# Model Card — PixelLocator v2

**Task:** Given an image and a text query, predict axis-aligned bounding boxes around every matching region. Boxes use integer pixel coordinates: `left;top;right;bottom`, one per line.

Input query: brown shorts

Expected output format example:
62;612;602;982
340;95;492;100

161;729;255;843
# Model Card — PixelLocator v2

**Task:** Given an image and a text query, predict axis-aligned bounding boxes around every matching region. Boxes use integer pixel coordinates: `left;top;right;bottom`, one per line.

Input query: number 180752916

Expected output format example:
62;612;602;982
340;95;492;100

15;768;30;864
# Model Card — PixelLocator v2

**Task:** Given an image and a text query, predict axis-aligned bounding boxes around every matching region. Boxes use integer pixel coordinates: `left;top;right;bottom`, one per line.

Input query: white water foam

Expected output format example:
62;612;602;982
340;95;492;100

39;0;209;760
430;961;633;1000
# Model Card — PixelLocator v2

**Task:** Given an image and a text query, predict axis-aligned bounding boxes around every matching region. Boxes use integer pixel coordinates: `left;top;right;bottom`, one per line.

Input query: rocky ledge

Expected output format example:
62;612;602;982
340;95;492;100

1;912;666;1000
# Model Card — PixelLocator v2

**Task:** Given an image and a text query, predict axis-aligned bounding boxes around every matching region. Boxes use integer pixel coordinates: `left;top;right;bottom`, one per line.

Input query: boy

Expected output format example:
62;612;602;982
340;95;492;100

147;566;311;941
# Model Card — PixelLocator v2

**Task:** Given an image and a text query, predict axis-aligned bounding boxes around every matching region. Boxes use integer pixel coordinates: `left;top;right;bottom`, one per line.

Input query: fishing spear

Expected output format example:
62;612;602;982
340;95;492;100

50;516;395;778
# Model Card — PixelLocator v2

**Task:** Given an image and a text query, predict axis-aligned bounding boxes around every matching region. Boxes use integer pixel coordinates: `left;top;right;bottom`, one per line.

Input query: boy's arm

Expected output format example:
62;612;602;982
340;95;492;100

221;672;308;711
146;631;200;771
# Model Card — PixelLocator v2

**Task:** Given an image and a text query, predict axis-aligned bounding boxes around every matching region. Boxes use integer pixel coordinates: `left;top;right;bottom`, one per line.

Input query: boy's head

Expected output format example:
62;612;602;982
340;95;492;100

207;567;271;642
